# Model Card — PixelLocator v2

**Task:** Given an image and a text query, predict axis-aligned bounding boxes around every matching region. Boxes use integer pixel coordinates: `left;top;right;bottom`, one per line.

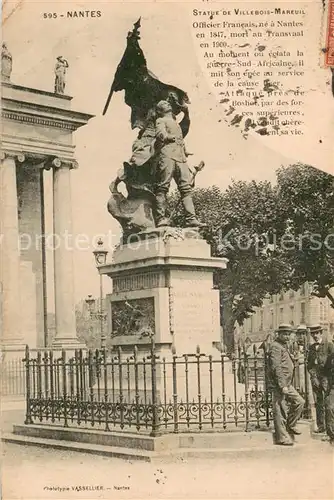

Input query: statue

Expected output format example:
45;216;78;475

154;100;205;227
103;19;205;234
2;43;12;81
54;56;69;94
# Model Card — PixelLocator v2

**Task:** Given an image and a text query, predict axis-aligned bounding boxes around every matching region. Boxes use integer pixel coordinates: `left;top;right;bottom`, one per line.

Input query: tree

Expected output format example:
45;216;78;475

169;181;291;353
276;164;334;307
168;165;334;352
75;302;108;349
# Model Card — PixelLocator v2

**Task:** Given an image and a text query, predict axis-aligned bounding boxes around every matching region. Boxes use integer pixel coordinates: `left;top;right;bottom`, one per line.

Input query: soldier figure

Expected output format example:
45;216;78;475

268;324;305;446
154;100;205;228
307;324;334;433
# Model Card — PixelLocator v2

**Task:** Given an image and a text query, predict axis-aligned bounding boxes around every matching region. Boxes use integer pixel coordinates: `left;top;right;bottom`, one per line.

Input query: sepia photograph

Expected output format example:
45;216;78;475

1;0;334;498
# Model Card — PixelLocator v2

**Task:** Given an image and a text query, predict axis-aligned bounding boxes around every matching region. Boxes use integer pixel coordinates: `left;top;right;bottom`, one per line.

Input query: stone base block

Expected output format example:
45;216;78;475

100;227;227;358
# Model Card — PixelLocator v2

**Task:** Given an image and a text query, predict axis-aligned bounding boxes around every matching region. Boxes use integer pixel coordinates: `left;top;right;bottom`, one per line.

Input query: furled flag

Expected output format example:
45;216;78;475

102;18;190;128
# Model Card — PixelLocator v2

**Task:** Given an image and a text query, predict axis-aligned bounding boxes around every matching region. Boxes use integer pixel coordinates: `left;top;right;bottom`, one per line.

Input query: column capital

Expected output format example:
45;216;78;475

1;150;25;163
46;157;78;170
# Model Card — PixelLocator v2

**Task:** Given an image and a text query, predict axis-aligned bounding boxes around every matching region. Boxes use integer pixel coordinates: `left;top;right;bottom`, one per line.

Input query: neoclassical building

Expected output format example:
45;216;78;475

237;283;334;343
0;47;93;353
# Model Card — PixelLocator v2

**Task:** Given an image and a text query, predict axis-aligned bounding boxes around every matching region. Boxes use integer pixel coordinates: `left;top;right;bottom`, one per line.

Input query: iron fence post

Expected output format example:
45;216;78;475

24;345;33;424
133;346;141;432
102;347;110;431
150;335;161;437
196;345;203;431
172;347;179;433
37;351;42;422
263;346;271;428
243;348;250;432
118;346;124;429
62;350;68;427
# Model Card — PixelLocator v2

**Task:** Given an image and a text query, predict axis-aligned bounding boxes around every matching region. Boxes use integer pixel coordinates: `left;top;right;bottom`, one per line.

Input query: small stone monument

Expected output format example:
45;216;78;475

2;43;12;81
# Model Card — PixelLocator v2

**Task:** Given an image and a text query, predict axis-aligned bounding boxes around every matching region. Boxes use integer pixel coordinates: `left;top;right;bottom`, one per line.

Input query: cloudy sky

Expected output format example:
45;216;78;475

3;0;333;305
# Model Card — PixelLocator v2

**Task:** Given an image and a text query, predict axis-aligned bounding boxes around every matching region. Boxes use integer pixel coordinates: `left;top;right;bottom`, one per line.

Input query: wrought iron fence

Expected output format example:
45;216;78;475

1;357;26;396
22;342;312;435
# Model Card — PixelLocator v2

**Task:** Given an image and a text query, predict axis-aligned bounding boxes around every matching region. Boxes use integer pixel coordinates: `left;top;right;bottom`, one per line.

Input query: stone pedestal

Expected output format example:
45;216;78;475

100;228;227;401
102;228;227;354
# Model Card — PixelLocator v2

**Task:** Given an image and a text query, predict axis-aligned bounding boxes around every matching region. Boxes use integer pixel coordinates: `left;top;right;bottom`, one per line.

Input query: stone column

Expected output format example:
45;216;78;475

52;158;82;348
0;152;25;349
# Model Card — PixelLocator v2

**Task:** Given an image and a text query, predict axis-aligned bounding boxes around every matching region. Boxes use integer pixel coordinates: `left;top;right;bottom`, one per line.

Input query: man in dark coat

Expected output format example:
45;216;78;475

268;324;305;445
307;324;334;433
324;349;334;445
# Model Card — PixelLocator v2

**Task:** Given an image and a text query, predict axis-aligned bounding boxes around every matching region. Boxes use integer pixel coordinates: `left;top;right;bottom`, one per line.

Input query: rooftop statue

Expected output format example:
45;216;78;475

2;42;12;81
54;56;69;94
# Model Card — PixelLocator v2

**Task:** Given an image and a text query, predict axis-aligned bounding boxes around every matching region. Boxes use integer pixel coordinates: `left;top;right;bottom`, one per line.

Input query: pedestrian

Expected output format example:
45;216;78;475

307;324;334;433
268;324;305;446
324;349;334;445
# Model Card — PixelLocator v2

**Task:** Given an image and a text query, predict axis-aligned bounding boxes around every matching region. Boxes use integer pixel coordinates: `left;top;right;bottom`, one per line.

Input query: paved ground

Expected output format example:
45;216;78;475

1;398;333;499
1;440;333;500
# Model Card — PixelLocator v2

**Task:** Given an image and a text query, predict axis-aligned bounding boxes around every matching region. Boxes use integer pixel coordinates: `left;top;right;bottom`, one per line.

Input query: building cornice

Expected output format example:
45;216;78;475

1;81;73;100
2;101;94;132
2;110;81;131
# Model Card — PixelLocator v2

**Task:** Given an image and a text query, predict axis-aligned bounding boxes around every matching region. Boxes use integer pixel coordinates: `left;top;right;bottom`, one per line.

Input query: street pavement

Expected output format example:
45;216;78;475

1;439;333;500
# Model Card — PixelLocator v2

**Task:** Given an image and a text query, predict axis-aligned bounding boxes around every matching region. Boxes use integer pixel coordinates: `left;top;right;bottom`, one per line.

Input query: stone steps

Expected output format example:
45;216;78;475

2;433;152;461
2;432;309;463
1;420;313;462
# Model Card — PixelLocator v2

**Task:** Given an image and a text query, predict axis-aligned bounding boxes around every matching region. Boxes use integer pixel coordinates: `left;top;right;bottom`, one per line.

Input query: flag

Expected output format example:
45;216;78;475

102;18;190;129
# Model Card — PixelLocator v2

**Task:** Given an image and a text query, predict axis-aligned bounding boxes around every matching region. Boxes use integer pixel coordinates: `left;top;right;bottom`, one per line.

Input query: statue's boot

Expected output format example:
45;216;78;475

182;195;206;228
155;192;170;227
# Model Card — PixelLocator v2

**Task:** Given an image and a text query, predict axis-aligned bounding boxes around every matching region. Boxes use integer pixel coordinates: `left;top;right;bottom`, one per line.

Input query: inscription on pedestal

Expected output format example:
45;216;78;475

170;290;217;341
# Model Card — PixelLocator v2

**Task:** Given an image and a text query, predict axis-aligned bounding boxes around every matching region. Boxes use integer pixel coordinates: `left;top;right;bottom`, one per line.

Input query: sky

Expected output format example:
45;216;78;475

3;0;334;306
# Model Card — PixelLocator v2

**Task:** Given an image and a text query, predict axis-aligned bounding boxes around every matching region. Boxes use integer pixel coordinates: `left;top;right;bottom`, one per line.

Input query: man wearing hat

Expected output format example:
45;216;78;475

307;324;334;433
295;324;308;352
268;324;305;445
324;349;334;445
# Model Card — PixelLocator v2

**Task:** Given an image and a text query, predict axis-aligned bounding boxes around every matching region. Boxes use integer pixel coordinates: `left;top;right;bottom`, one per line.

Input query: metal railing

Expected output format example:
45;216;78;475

1;358;26;396
21;342;311;435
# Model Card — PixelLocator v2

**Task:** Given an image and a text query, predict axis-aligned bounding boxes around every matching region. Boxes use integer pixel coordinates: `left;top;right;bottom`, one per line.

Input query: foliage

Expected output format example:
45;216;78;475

75;305;108;349
168;164;334;352
276;164;334;306
168;181;291;353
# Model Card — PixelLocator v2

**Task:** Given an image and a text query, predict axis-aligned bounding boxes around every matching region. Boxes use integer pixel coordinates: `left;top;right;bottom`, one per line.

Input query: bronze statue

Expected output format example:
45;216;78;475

54;56;69;94
104;20;205;234
154;100;205;227
2;43;12;81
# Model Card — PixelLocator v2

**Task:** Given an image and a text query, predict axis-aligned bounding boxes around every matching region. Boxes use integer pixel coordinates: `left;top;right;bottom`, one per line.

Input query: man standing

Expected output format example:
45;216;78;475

268;324;305;445
307;324;334;433
324;349;334;445
154;100;205;228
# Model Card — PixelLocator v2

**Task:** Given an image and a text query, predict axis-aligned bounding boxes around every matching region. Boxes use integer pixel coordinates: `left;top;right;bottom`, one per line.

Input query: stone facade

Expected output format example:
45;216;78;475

237;283;334;343
0;81;93;352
